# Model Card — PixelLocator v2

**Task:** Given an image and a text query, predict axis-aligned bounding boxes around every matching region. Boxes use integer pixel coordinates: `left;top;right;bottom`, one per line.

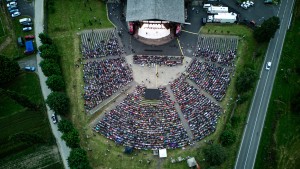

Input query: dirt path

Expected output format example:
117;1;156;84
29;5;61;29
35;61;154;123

0;37;12;52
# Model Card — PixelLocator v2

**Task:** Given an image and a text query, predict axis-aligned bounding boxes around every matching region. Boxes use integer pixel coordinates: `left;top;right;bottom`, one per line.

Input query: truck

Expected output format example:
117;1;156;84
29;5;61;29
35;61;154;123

24;40;34;55
204;12;237;23
207;6;228;14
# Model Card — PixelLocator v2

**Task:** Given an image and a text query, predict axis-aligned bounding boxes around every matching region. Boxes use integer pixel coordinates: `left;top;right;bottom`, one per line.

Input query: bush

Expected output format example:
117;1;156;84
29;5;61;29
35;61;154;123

220;129;236;146
46;92;69;115
40;45;60;61
9;132;45;145
235;67;258;93
58;119;74;133
38;33;53;45
46;75;65;91
61;129;80;148
68;148;92;169
203;144;227;166
0;55;20;85
254;16;280;43
40;59;61;77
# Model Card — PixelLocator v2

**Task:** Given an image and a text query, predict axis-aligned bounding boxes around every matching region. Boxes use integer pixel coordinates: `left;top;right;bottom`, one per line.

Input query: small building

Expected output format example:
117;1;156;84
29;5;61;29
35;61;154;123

159;149;167;158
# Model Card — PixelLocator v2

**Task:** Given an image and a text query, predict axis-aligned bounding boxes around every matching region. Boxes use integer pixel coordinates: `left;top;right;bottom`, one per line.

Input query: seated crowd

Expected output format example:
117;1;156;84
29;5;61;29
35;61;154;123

83;58;133;111
94;85;190;150
133;55;184;66
193;48;236;67
187;59;232;101
171;75;222;141
82;36;124;59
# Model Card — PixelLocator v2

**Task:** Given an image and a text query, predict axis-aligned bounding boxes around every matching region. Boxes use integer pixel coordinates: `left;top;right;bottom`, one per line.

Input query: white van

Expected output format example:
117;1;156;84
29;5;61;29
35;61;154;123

203;4;212;9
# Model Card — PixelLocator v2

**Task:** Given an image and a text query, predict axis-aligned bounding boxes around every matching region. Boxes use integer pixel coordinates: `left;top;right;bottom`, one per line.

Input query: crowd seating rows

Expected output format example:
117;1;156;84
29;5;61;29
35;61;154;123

194;49;236;66
81;30;124;59
94;85;191;150
133;55;184;66
170;75;222;141
187;59;232;101
83;58;133;111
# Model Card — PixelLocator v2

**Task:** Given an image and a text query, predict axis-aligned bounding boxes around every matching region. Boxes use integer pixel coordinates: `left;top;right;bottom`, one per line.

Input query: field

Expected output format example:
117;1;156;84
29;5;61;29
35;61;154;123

255;1;300;169
0;73;63;168
47;1;268;169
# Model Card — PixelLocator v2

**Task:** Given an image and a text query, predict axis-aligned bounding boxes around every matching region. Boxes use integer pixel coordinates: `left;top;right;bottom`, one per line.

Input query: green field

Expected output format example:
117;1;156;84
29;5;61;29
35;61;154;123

0;73;63;168
255;1;300;169
46;1;269;169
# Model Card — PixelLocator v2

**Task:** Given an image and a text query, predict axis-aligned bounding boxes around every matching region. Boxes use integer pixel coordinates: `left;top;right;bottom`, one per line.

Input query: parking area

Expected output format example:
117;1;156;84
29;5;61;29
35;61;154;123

16;0;34;18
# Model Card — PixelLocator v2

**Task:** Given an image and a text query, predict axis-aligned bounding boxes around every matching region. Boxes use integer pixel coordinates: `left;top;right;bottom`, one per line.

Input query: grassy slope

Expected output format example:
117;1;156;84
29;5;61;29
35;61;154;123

254;1;300;169
0;73;62;168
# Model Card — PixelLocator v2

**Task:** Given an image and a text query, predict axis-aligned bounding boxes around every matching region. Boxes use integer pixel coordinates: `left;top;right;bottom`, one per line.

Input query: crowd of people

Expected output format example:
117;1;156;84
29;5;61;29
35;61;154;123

193;48;237;67
83;58;133;111
187;59;232;101
133;55;184;66
170;75;222;141
81;33;124;59
93;85;191;150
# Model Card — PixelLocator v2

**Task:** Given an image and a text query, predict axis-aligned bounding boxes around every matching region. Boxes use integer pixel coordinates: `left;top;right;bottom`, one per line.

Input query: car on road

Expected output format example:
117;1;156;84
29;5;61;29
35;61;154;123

25;35;35;40
266;62;272;70
19;18;32;23
9;9;19;14
11;12;21;17
24;66;36;72
7;2;17;7
23;27;32;32
51;114;58;124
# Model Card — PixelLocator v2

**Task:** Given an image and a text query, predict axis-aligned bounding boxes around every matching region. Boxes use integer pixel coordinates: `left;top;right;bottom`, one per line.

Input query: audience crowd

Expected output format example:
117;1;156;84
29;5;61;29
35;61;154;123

83;58;133;111
187;59;232;101
133;55;184;66
94;85;191;150
193;48;237;67
171;75;222;141
82;35;124;59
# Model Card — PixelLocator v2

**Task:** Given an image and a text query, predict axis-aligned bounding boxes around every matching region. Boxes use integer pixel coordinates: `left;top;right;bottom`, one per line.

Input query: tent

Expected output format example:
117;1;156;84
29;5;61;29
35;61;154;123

187;157;197;168
159;149;167;158
24;41;34;54
124;147;133;154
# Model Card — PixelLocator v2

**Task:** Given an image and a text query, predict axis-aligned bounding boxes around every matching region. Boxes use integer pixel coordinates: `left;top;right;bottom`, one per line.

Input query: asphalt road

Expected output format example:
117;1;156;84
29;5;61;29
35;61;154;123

235;0;295;169
33;0;70;169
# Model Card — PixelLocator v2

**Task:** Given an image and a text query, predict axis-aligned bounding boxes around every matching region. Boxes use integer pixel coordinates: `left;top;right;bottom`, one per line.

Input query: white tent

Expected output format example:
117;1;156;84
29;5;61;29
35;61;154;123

159;149;167;158
187;157;197;168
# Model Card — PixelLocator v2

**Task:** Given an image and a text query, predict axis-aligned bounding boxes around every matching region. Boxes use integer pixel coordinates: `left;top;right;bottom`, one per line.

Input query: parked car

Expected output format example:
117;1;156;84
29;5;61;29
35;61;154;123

24;66;36;72
11;12;21;17
6;0;17;2
264;0;273;4
17;37;24;46
266;62;272;70
7;5;17;11
21;22;33;26
24;35;35;40
51;114;58;124
19;18;32;23
23;27;32;32
7;2;17;7
9;9;19;14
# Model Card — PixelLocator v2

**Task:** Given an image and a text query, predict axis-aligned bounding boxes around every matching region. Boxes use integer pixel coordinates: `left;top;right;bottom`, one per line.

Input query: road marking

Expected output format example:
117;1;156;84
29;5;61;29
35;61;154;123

177;38;185;56
242;0;290;168
181;30;198;35
156;64;158;88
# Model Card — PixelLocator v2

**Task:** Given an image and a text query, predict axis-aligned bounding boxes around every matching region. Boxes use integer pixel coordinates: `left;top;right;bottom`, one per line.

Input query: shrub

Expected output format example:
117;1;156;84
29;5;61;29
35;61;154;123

203;144;227;166
46;75;65;91
40;59;61;77
68;148;92;169
46;92;69;115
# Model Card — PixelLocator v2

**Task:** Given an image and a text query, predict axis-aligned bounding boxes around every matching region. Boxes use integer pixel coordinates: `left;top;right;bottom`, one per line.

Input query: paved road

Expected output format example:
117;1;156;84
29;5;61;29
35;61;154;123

33;0;70;169
235;0;295;169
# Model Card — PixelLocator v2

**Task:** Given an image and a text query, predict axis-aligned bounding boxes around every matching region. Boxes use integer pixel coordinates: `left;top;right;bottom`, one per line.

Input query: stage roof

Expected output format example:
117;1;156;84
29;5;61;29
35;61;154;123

126;0;185;23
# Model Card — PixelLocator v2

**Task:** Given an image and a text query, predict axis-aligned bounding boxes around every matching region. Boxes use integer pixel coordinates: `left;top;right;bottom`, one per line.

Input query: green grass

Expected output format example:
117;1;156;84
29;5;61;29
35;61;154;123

255;1;300;169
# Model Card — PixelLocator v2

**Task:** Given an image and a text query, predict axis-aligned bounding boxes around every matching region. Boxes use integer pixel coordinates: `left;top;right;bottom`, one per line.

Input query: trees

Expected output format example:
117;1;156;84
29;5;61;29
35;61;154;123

40;45;60;61
46;75;65;91
203;144;227;166
254;16;280;43
0;55;20;85
39;59;61;77
61;129;80;148
68;148;92;169
58;119;74;133
220;129;236;146
235;67;258;93
38;33;53;45
46;92;69;115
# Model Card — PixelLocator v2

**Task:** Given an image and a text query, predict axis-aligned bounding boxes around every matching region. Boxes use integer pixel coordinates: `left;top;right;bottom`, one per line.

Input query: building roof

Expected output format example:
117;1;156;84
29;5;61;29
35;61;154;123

126;0;185;23
159;149;167;158
187;157;197;167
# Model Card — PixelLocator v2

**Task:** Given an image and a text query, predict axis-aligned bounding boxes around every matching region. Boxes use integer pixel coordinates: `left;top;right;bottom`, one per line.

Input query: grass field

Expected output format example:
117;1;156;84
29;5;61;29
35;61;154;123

255;1;300;169
46;1;269;168
0;73;63;168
